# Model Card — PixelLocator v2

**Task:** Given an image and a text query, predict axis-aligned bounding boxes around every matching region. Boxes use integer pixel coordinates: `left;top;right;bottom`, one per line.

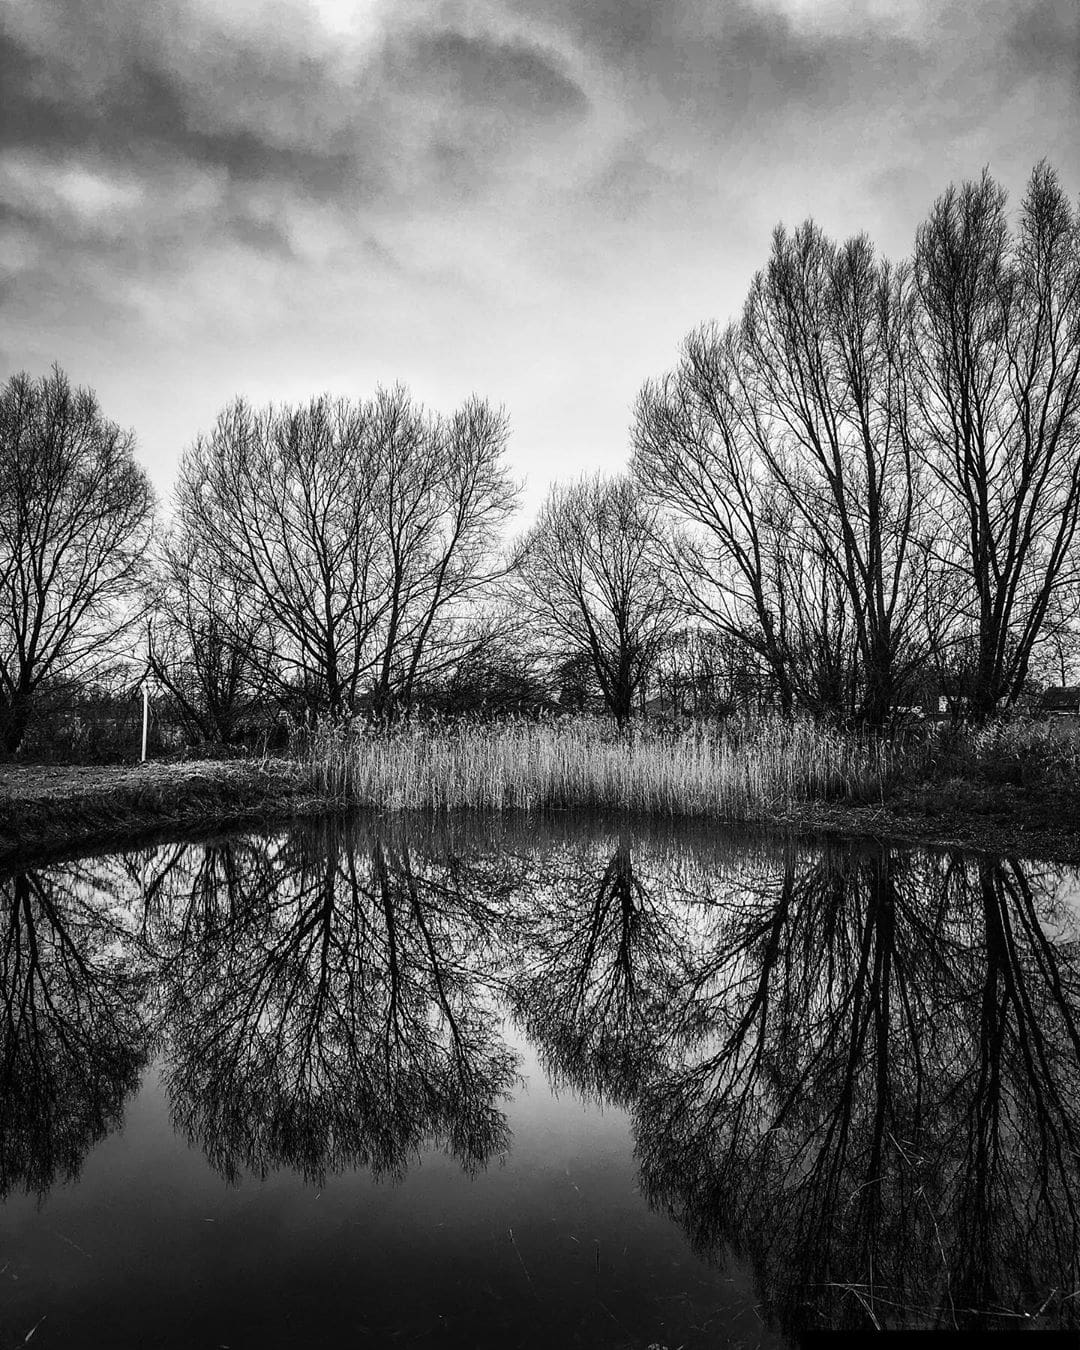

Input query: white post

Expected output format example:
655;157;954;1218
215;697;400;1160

141;683;149;762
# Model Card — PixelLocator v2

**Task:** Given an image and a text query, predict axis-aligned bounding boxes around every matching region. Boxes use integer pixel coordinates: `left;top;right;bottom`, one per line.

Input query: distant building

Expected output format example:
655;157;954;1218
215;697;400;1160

1039;685;1080;714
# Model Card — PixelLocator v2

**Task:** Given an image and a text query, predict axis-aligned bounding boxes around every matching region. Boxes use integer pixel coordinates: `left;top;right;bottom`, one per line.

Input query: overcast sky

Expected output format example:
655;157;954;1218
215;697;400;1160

2;0;1077;515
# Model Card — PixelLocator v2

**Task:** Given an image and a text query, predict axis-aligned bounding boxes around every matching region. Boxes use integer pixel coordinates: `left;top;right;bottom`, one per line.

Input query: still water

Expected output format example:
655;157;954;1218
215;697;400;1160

2;814;1080;1347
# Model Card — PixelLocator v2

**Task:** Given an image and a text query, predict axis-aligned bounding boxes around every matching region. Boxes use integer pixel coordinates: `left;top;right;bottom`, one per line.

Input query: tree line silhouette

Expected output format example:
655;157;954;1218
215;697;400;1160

2;162;1079;750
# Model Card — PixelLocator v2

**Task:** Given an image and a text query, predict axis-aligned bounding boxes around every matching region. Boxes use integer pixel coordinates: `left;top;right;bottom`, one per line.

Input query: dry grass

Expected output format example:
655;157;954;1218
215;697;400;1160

299;715;904;816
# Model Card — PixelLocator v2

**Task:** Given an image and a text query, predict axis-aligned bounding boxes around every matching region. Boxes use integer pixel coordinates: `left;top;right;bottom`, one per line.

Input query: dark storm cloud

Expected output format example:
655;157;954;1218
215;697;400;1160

377;27;591;202
225;214;297;261
3;0;1073;253
0;13;372;200
504;0;1078;155
3;0;1077;512
105;64;359;199
576;148;712;225
519;0;663;66
1;5;590;224
0;0;598;383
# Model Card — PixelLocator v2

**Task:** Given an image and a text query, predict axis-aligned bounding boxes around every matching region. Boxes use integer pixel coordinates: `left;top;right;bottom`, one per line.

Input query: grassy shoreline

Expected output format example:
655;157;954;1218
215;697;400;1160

0;760;323;863
3;713;1080;864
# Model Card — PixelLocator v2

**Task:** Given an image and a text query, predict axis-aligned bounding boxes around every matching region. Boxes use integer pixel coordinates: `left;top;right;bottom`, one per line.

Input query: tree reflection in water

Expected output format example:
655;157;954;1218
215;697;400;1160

0;859;151;1197
140;820;523;1183
4;818;1080;1338
621;844;1080;1334
507;828;717;1105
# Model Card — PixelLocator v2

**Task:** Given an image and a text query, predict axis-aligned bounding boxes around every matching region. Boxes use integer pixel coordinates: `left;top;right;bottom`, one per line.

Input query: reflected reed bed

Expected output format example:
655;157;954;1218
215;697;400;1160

300;715;903;815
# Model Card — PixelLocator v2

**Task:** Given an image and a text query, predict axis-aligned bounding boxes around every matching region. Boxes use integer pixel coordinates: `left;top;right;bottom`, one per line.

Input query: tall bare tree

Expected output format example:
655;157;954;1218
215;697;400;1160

175;395;383;721
368;391;518;713
635;225;929;727
634;323;801;713
147;524;278;745
516;475;676;725
913;163;1080;715
174;386;516;722
0;368;154;753
740;226;927;724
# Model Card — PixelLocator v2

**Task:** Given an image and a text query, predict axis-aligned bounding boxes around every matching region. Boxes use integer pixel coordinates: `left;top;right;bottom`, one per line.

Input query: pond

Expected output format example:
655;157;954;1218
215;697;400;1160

2;814;1079;1347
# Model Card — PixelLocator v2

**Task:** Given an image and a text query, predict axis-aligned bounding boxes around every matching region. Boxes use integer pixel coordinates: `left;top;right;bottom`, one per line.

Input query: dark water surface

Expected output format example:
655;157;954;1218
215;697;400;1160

2;814;1080;1348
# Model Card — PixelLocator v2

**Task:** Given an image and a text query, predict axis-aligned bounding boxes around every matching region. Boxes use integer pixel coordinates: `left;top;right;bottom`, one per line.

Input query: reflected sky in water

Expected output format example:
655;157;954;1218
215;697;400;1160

2;815;1080;1346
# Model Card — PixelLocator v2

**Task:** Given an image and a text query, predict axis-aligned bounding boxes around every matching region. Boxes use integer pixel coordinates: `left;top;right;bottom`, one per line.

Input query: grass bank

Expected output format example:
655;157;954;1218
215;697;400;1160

0;759;316;861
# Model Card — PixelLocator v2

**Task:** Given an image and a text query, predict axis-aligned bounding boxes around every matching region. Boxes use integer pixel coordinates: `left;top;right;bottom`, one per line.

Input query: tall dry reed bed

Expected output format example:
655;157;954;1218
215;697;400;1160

300;715;906;816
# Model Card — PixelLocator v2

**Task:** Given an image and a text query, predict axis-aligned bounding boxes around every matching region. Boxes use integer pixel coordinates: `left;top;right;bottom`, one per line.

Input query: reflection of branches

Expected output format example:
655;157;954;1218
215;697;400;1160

0;863;151;1197
944;858;1080;1326
146;822;521;1184
127;836;283;969
8;810;1080;1345
632;845;1080;1335
509;834;691;1104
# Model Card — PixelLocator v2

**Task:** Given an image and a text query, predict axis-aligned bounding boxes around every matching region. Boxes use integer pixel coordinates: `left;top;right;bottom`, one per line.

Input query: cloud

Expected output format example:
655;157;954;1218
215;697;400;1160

0;2;591;219
1;7;376;193
397;29;589;120
1004;0;1080;89
502;0;927;114
0;0;1075;510
0;154;146;239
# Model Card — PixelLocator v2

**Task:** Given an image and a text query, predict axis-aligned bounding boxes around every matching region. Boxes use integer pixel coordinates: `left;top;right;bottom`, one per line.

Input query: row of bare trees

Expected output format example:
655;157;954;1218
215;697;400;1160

0;372;527;751
634;162;1080;724
2;162;1079;750
151;387;518;741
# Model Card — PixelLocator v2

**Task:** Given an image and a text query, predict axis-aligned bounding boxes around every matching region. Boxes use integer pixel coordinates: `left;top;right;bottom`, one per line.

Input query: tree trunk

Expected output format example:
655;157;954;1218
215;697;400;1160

0;696;31;754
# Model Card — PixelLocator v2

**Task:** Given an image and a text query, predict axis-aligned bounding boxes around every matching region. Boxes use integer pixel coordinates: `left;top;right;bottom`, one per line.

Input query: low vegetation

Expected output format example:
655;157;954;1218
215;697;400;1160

298;711;1080;839
5;713;1080;861
300;714;909;815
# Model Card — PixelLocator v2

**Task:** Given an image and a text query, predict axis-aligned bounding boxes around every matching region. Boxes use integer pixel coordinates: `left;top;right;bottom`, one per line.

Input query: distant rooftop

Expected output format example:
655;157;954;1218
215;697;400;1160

1039;685;1080;709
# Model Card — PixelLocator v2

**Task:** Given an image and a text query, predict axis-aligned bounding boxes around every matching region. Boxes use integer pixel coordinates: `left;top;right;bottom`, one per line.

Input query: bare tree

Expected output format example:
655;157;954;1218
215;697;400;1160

175;395;383;721
635;225;929;727
174;386;516;723
634;324;800;713
0;368;154;753
912;163;1080;716
368;391;519;714
515;475;677;725
740;226;927;725
147;524;278;745
1032;583;1080;688
652;627;765;717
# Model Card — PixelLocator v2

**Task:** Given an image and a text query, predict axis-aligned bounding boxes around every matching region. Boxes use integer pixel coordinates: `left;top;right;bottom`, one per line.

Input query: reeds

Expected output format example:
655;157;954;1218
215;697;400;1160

299;714;904;816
